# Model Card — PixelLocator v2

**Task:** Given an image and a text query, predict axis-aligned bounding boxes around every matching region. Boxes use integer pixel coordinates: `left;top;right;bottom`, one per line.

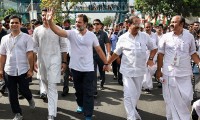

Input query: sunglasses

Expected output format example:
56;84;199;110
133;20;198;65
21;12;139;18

93;23;100;25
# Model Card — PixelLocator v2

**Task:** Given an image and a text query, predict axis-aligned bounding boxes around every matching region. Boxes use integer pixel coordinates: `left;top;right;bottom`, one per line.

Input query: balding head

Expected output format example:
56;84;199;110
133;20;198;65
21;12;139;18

170;15;185;35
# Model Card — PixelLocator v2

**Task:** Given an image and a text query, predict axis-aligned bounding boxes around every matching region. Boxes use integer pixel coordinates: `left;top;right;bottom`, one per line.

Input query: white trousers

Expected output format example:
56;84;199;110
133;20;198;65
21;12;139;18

162;75;193;120
39;80;58;117
123;75;143;120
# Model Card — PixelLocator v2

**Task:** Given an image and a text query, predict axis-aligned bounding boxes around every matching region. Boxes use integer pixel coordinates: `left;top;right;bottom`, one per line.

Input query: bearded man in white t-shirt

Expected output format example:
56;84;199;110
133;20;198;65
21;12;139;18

46;9;110;120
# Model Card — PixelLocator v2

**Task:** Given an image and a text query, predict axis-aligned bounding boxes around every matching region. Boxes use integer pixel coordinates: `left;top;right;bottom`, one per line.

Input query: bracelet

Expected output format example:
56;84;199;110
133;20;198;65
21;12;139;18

62;61;67;64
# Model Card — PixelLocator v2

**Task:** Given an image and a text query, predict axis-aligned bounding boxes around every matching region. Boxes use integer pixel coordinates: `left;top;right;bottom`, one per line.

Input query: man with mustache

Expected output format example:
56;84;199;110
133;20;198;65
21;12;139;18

107;16;157;120
46;9;109;120
157;15;200;120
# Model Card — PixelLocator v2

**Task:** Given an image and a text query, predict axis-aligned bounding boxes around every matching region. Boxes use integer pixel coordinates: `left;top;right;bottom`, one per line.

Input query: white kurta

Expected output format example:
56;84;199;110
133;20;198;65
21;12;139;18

33;25;68;83
33;25;68;117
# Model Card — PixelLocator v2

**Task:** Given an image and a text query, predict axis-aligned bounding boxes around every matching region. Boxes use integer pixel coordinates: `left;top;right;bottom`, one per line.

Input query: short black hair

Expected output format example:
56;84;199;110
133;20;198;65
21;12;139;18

4;15;11;21
127;16;139;24
158;24;163;28
34;20;41;26
63;19;70;24
179;16;185;26
194;21;200;24
9;15;22;23
77;14;88;24
93;19;102;24
42;8;47;12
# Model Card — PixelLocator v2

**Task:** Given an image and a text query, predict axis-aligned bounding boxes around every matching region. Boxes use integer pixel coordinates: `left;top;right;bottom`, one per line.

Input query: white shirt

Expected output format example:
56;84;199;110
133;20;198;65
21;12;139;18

66;30;99;71
158;29;196;77
149;32;159;46
0;32;33;76
114;31;157;77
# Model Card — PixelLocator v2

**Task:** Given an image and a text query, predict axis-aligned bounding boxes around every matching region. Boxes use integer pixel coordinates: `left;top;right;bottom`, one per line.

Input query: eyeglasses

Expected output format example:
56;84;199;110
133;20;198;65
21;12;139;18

93;23;100;25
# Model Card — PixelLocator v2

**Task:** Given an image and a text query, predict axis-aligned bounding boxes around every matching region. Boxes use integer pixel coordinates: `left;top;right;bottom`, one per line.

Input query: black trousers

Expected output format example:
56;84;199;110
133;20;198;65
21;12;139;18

63;53;71;93
4;72;33;114
71;69;94;117
94;58;105;86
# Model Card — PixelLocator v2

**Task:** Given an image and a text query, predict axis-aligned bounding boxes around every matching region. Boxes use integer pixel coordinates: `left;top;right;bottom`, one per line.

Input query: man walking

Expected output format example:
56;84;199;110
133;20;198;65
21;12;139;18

93;19;110;96
157;15;200;120
0;15;35;120
46;9;109;120
33;8;68;120
107;16;157;120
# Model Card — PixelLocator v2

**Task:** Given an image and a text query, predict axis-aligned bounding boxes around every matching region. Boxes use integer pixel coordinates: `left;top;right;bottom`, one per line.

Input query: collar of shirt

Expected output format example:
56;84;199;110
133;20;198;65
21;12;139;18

127;31;139;40
9;31;23;39
94;30;102;34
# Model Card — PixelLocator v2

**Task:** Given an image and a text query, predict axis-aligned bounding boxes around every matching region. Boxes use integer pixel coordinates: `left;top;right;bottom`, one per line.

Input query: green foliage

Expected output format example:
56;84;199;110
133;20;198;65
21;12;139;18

5;8;17;16
134;0;200;18
102;16;114;27
40;0;82;24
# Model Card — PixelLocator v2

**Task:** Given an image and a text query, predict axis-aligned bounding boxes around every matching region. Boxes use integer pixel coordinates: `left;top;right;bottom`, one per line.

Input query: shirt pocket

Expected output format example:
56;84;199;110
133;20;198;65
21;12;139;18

180;41;189;53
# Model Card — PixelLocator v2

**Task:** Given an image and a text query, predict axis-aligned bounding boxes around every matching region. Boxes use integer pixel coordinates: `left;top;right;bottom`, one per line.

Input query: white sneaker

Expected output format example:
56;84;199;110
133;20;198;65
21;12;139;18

13;113;23;120
28;99;35;109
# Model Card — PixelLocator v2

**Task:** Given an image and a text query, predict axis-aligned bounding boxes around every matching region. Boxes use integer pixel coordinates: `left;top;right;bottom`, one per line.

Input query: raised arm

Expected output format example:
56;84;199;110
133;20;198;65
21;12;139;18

47;9;68;37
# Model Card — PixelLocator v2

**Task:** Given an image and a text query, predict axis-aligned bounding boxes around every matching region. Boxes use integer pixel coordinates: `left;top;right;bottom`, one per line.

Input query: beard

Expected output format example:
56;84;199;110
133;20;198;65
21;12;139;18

76;26;85;32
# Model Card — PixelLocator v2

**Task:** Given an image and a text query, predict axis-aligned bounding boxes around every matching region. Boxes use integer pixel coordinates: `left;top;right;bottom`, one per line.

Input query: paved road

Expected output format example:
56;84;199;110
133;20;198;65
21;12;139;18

0;72;173;120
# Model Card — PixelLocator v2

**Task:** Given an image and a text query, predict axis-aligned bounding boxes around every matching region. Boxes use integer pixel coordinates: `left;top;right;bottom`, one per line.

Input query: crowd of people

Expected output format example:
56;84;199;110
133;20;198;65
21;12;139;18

0;8;200;120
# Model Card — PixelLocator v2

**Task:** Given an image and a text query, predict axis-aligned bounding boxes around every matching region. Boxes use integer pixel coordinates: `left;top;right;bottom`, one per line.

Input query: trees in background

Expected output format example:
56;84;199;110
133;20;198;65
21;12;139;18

40;0;82;24
102;16;114;27
134;0;200;19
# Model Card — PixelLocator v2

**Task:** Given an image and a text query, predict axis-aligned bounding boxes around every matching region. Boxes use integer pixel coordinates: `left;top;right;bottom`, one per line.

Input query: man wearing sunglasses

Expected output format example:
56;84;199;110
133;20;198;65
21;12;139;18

92;19;110;97
107;16;157;120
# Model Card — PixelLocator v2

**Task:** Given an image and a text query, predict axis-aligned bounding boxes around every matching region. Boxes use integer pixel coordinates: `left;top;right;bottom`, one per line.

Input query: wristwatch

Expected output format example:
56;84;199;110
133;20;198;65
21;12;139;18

62;61;67;64
148;57;153;60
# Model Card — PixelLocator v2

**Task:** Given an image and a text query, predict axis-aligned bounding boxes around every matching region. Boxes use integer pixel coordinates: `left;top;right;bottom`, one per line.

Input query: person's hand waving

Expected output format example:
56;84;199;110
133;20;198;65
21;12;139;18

46;8;54;21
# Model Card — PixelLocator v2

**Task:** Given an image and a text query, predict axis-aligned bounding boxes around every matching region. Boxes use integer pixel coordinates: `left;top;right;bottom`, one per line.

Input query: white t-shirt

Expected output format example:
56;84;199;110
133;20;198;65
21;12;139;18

114;31;157;77
158;29;196;77
66;30;99;71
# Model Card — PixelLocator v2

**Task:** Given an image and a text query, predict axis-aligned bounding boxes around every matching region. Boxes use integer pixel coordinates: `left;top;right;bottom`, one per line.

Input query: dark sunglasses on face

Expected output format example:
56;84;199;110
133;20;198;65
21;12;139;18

93;23;100;25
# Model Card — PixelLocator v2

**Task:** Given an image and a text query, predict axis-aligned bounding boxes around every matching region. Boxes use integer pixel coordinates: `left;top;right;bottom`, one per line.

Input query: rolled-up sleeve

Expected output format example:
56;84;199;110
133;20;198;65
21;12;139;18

26;36;34;52
114;37;122;55
157;35;165;54
0;37;6;55
190;36;197;55
146;35;157;51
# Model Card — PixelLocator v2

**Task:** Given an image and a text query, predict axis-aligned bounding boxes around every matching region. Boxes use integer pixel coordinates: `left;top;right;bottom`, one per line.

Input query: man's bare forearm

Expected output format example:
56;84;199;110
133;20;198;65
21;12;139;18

48;20;68;37
157;53;164;71
27;51;34;71
0;55;6;71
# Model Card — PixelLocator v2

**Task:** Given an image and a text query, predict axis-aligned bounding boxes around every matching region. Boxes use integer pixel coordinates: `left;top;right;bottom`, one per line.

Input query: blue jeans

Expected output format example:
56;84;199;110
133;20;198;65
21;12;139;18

71;69;95;117
4;72;33;114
